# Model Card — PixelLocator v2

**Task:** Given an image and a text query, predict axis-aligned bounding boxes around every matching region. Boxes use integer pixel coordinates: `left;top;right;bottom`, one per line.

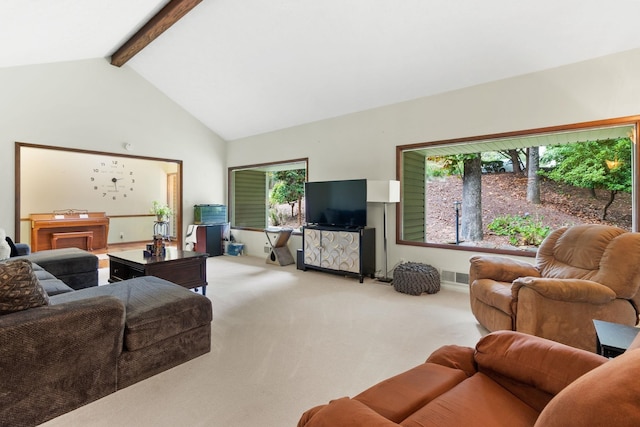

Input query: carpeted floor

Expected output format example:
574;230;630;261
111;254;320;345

42;255;485;427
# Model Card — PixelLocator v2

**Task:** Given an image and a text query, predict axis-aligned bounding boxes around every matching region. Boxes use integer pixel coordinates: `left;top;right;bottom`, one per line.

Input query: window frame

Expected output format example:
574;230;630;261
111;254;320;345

228;158;308;231
395;116;640;257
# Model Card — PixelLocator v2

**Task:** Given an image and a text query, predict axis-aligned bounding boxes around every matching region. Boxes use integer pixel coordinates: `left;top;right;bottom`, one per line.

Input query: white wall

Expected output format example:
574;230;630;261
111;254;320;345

0;58;227;241
228;47;640;277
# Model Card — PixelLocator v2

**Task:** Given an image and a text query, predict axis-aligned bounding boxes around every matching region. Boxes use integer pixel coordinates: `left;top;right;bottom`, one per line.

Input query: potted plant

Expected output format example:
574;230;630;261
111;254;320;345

151;201;173;222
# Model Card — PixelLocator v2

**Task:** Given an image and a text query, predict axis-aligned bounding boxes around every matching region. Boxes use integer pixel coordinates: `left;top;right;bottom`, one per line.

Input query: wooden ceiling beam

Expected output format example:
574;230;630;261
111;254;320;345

110;0;202;67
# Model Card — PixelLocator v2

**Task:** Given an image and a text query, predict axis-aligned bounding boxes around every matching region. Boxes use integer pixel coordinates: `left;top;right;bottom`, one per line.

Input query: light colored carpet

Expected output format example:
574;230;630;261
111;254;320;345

42;255;485;427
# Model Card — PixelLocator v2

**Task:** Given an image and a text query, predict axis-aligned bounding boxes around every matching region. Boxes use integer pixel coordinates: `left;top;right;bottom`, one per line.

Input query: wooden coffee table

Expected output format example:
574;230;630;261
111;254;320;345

108;249;208;295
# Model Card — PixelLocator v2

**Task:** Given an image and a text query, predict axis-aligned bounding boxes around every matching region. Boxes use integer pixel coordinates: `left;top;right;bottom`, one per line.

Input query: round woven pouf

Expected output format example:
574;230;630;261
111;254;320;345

393;262;440;295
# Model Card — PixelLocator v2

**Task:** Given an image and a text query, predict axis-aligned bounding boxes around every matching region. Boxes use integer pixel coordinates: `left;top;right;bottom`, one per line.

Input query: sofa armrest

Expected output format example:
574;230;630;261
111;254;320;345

469;255;540;284
512;277;617;304
14;242;30;256
298;397;399;427
475;331;607;397
425;344;477;377
0;296;125;426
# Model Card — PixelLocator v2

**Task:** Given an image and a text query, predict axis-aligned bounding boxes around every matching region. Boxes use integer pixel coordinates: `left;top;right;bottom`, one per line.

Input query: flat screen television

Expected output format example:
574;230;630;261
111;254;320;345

305;179;367;228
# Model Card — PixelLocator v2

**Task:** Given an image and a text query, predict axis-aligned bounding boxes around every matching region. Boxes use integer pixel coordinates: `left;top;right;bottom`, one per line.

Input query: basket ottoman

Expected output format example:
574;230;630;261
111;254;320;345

393;262;440;295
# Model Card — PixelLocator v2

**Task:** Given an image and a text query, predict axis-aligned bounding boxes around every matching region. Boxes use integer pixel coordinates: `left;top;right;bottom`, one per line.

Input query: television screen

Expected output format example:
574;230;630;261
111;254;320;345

305;179;367;228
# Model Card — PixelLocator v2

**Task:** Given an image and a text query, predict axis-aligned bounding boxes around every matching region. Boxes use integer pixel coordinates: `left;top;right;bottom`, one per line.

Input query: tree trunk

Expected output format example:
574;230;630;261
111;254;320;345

297;196;303;226
602;190;617;220
508;149;523;174
527;147;541;204
461;155;483;241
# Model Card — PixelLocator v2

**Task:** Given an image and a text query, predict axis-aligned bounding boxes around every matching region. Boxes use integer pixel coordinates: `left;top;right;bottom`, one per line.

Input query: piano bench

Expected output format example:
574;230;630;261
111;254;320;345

51;231;94;251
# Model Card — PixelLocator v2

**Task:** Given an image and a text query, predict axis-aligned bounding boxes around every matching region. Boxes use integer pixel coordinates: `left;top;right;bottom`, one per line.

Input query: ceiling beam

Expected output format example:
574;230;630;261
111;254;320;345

110;0;202;67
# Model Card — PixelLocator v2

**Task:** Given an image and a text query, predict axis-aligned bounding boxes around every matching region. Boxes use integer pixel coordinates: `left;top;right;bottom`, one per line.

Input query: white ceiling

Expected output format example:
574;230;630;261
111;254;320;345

4;1;640;141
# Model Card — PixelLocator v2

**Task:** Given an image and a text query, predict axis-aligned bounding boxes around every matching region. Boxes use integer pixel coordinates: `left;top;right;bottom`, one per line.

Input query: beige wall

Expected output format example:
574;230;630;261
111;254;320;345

0;58;227;242
228;47;640;278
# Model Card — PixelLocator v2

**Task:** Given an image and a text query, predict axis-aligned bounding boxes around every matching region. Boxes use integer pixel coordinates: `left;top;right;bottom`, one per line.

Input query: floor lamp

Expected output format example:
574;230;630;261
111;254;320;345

367;180;401;282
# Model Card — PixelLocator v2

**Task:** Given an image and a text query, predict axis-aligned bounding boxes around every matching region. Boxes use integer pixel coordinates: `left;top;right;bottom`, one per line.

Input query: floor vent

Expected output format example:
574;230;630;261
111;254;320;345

441;270;455;282
456;272;470;284
442;270;469;285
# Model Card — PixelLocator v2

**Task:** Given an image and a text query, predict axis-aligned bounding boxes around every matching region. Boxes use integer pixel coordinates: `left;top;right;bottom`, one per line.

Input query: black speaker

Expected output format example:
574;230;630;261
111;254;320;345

296;249;304;270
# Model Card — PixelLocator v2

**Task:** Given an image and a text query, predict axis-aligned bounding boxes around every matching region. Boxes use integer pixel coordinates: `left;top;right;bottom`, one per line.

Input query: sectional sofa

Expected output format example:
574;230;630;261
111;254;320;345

0;248;213;427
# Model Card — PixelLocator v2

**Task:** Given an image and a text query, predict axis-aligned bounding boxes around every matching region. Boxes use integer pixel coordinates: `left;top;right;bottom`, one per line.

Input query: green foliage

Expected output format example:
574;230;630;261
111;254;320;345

540;138;632;193
269;169;306;225
269;170;306;206
487;214;550;246
430;153;480;177
268;208;283;226
426;160;447;179
150;201;172;219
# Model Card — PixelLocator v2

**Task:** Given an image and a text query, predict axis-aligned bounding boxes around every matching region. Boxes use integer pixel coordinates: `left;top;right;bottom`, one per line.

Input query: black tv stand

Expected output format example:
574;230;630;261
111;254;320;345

306;224;363;231
302;226;375;283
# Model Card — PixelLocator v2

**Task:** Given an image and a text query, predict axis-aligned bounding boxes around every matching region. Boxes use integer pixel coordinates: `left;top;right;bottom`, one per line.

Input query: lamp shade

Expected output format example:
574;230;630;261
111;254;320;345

367;180;400;203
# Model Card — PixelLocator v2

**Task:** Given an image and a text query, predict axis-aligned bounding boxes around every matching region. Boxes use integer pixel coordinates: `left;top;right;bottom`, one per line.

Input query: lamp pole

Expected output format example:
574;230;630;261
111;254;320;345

379;201;392;282
454;201;461;245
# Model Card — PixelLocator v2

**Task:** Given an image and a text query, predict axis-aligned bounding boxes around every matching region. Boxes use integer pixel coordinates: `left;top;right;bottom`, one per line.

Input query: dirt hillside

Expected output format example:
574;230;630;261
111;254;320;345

426;173;632;249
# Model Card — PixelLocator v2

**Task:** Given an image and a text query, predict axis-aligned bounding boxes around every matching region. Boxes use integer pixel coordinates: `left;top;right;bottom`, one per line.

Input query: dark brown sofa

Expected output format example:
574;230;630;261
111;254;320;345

0;260;212;427
298;330;640;426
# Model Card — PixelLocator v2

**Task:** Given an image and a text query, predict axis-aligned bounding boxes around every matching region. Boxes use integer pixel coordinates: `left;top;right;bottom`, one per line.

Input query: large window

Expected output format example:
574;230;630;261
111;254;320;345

397;117;639;255
229;159;308;230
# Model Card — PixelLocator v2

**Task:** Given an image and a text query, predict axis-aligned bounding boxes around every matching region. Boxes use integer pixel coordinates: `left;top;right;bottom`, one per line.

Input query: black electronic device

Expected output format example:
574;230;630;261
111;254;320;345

304;179;367;228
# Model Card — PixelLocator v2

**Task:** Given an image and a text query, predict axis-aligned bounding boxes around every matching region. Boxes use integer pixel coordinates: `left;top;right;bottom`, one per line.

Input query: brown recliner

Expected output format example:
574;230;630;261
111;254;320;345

469;224;640;351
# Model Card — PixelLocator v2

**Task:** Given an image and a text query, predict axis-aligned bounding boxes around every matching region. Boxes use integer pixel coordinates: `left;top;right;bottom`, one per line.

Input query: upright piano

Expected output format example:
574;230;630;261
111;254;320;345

30;211;109;252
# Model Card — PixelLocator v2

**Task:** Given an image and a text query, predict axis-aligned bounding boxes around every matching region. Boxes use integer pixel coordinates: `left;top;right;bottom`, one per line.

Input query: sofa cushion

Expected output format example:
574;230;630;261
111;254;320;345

475;330;607;396
401;373;539;427
299;397;399;426
31;263;74;296
51;276;212;351
5;236;18;258
470;279;513;314
354;363;468;423
17;247;97;274
16;248;98;290
425;344;476;377
0;232;10;261
535;347;640;427
0;259;49;314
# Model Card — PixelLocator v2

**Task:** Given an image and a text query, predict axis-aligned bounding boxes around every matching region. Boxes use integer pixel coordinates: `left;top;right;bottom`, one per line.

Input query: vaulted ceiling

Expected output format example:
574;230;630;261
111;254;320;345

4;1;640;141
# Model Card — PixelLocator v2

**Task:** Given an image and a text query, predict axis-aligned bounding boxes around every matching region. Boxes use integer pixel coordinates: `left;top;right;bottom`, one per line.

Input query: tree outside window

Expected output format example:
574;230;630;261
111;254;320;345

229;159;307;230
269;169;306;228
